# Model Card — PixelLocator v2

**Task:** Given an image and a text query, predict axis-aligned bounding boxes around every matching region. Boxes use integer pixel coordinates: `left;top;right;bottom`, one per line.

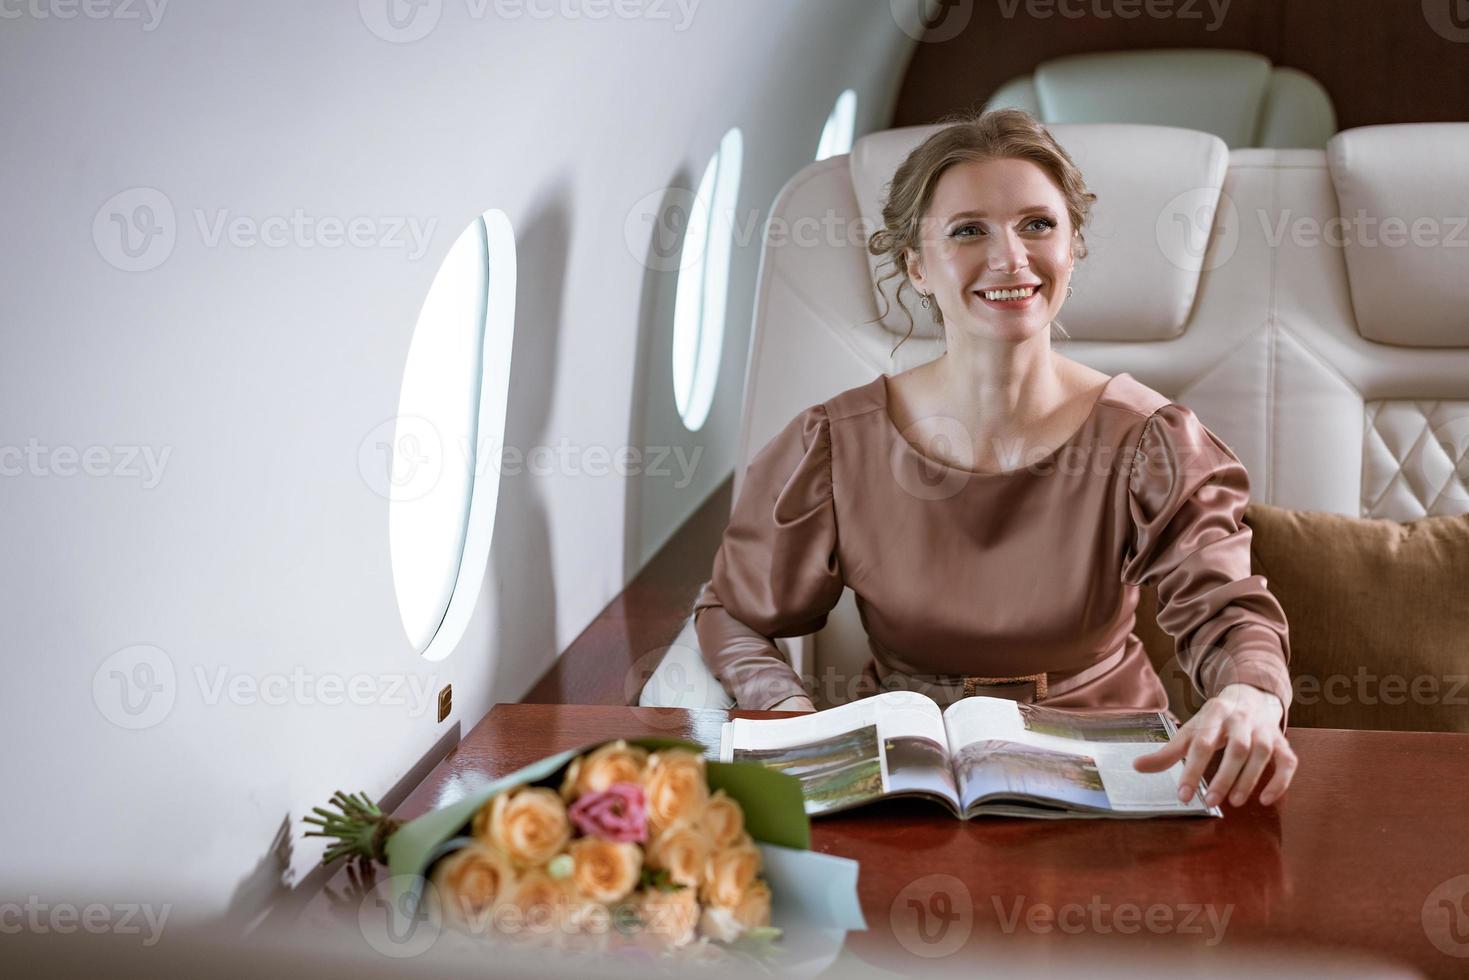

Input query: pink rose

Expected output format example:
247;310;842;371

568;781;648;843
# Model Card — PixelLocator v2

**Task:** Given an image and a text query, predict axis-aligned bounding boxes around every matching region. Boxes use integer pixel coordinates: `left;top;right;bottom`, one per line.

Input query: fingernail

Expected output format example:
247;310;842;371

1178;787;1190;802
1205;792;1219;806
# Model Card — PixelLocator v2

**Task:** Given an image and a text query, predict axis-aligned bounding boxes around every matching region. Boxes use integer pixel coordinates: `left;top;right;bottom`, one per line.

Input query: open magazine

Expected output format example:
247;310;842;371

718;691;1222;820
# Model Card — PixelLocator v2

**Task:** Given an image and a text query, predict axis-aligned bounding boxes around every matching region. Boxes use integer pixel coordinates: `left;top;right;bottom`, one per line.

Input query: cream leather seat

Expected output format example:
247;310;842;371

641;120;1469;712
985;49;1336;148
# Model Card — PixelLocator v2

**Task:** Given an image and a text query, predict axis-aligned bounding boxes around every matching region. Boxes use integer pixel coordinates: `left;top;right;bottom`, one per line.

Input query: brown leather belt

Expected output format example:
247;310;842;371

870;644;1127;707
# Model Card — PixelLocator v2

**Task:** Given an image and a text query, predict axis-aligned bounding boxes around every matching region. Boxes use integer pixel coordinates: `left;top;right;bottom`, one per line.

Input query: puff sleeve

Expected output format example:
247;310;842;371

1121;404;1293;728
692;404;844;710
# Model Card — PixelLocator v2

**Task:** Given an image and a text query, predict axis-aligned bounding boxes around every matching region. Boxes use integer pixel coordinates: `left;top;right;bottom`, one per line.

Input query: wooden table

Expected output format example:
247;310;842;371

378;703;1469;977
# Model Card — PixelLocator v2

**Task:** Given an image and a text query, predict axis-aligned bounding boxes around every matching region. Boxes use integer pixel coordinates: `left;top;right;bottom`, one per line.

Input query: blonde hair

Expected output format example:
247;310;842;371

865;108;1098;355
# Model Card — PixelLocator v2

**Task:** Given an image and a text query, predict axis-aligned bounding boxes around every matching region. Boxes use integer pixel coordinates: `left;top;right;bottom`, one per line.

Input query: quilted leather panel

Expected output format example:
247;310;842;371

1362;401;1469;519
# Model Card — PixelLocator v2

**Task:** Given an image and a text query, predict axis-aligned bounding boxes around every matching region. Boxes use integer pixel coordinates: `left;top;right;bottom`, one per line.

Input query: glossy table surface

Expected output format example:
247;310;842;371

381;703;1469;977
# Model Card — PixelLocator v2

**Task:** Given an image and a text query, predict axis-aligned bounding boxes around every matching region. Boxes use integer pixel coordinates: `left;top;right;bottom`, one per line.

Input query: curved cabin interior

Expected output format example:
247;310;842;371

3;1;1467;977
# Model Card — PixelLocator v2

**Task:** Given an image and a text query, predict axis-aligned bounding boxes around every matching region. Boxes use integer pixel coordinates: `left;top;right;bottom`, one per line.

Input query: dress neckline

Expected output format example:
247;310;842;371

877;371;1129;478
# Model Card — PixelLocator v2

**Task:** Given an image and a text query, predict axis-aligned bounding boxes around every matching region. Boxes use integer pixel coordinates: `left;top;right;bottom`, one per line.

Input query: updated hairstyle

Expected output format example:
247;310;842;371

866;108;1098;354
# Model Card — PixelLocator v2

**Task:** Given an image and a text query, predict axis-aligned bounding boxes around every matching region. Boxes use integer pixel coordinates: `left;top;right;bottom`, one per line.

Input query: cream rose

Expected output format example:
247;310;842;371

429;842;518;928
504;868;580;941
646;823;712;889
471;786;571;867
699;788;745;849
732;878;772;929
560;740;649;802
700;840;761;909
633;885;700;948
569;837;642;904
643;749;708;834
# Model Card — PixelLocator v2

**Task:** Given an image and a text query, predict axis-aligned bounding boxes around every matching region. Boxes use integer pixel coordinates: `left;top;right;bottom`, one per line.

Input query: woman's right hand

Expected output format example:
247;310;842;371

770;694;815;712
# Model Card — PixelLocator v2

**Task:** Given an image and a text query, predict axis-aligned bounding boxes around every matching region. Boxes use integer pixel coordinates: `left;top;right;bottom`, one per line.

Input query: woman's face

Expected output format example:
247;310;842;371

905;156;1076;344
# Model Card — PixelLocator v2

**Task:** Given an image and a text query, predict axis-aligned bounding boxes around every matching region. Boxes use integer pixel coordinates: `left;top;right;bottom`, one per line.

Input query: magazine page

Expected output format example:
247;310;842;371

719;690;959;815
941;698;1216;816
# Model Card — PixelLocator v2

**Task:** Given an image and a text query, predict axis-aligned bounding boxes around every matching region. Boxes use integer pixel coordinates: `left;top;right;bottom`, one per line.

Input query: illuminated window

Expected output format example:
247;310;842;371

388;209;515;660
816;89;858;160
672;127;743;432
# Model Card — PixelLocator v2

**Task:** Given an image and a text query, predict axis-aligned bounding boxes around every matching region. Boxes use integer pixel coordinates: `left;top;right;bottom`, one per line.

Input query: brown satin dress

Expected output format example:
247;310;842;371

693;372;1292;726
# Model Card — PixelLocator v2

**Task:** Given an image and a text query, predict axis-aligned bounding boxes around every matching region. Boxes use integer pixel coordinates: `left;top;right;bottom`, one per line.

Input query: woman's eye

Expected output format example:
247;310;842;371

952;224;980;238
1026;217;1057;232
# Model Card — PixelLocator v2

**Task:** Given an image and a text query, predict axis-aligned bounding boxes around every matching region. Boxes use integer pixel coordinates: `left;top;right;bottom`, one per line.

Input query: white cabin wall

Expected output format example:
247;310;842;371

0;1;919;921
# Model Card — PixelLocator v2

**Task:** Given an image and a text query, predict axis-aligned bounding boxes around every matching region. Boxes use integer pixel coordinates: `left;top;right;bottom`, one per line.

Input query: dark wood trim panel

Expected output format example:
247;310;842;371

518;477;732;705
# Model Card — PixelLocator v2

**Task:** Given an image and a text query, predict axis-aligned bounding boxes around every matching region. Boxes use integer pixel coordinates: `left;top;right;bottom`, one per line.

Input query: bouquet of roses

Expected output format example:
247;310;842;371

306;735;862;964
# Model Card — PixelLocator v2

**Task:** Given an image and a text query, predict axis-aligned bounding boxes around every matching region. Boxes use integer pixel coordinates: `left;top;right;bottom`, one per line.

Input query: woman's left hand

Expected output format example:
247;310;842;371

1132;683;1297;807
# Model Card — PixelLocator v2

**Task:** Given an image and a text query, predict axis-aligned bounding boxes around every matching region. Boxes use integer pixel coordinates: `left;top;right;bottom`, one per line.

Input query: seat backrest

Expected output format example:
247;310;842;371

733;120;1469;698
985;49;1336;149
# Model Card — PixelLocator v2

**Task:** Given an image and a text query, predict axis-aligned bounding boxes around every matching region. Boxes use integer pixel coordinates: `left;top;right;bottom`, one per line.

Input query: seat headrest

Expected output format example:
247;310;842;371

850;123;1228;343
1327;123;1469;348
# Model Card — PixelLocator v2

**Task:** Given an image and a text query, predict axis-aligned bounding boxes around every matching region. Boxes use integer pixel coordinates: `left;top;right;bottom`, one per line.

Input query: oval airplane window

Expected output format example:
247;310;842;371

672;127;743;432
816;89;857;160
389;209;516;660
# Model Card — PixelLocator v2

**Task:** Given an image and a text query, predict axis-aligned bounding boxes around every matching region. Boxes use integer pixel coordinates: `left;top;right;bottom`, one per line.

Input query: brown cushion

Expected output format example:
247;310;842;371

1139;503;1469;733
